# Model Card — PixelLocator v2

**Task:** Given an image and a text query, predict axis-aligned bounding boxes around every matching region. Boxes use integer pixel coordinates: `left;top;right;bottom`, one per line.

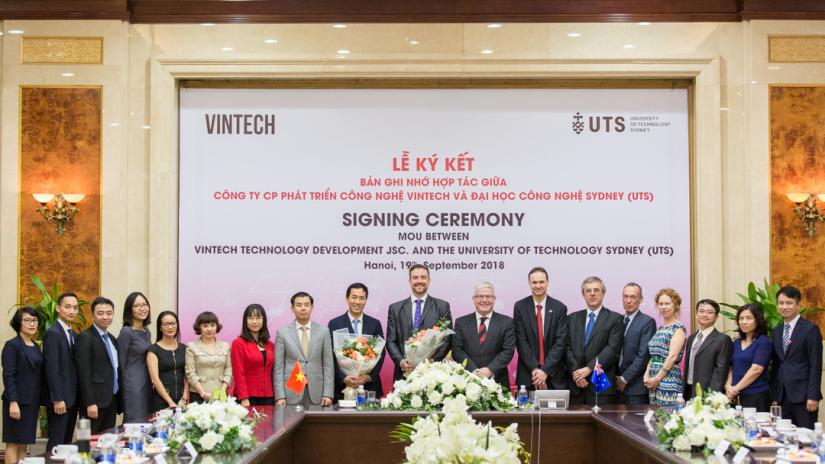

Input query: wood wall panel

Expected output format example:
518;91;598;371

19;87;101;310
770;86;825;327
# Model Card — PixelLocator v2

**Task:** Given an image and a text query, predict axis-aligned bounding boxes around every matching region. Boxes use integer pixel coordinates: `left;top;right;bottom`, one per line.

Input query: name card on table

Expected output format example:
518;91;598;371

713;439;731;458
176;442;199;461
732;447;750;464
643;410;655;423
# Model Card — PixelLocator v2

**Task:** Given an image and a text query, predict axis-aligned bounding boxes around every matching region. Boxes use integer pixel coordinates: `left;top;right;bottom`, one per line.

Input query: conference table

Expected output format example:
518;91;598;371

136;404;717;464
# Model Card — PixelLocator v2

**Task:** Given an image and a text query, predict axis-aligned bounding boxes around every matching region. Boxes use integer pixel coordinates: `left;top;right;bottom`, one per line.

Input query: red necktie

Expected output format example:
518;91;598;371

536;305;544;366
478;317;488;344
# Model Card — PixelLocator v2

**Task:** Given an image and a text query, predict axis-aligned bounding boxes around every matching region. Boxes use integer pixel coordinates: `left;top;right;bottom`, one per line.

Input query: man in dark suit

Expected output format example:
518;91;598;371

328;282;386;400
566;276;623;405
772;285;822;428
683;299;732;399
452;282;515;389
513;266;569;391
615;283;656;405
75;296;123;434
43;292;80;451
386;264;452;381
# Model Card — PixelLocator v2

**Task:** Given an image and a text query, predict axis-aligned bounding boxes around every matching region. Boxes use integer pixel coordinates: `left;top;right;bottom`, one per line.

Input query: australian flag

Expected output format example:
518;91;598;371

591;358;611;394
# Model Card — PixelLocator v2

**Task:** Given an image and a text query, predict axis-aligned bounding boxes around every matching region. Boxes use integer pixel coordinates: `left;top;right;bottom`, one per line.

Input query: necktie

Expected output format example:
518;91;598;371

300;326;310;358
413;299;423;330
478;317;488;344
101;333;119;394
783;323;791;353
688;331;704;384
584;312;596;346
536;305;544;366
352;319;360;336
619;316;631;365
67;328;75;347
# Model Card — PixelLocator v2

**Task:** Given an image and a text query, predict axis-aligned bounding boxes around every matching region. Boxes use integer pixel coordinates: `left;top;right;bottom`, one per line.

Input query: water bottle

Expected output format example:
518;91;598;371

99;440;117;463
812;422;823;457
517;385;529;409
745;418;759;441
675;396;686;411
356;385;367;407
174;406;183;432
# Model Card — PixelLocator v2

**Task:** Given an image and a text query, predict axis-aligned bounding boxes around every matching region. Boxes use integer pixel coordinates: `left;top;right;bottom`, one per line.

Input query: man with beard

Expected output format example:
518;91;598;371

386;264;452;381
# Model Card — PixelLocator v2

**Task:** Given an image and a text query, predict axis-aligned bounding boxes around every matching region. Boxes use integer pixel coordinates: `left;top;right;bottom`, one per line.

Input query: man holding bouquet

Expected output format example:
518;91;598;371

328;283;386;399
387;264;453;381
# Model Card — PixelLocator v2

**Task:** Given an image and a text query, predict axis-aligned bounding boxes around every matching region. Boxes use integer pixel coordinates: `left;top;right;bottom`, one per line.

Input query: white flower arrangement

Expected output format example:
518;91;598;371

655;386;744;455
169;397;262;453
391;395;529;464
380;360;516;411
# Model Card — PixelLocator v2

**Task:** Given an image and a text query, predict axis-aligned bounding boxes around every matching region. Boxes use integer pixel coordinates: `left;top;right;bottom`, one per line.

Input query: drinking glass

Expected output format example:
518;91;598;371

770;405;782;422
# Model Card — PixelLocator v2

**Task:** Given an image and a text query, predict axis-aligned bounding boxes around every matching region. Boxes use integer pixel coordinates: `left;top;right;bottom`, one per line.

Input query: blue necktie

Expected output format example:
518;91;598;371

352;319;360;336
101;333;119;394
584;312;596;345
783;323;791;353
413;299;423;330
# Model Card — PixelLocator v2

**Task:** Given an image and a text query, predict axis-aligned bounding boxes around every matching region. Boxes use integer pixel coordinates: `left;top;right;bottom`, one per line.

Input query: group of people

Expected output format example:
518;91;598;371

2;264;822;463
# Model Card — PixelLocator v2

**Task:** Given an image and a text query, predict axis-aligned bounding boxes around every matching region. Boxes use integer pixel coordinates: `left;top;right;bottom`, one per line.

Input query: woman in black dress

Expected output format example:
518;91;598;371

146;311;189;413
2;307;44;464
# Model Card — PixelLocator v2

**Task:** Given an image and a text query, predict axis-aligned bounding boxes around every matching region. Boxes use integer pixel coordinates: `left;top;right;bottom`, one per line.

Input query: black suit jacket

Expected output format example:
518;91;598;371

772;317;823;404
451;312;515;389
1;335;44;405
565;307;623;396
43;322;78;407
618;311;656;396
513;295;569;389
683;328;731;396
386;295;452;380
75;326;123;410
327;312;386;399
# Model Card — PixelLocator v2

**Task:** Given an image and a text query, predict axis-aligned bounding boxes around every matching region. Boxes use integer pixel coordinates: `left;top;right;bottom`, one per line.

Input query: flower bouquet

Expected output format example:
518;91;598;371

404;319;454;367
380;359;516;411
169;396;263;454
655;385;744;455
332;329;386;400
391;395;529;464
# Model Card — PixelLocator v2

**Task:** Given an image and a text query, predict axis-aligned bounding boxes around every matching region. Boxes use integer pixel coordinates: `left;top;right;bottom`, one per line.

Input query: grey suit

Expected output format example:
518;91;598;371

386;296;452;380
451;312;515;389
617;311;656;404
683;328;732;399
274;321;334;405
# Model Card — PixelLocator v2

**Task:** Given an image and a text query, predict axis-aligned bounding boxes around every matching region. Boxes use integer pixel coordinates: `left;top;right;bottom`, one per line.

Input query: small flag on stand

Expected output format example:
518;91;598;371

590;358;611;394
286;360;308;394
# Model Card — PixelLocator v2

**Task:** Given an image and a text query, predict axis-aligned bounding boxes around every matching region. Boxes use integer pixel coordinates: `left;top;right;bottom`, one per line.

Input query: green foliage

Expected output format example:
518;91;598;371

720;279;824;331
9;275;88;340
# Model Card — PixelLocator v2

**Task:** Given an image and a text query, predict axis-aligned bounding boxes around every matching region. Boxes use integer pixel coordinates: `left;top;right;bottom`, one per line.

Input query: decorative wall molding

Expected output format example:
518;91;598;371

769;36;825;63
21;37;103;64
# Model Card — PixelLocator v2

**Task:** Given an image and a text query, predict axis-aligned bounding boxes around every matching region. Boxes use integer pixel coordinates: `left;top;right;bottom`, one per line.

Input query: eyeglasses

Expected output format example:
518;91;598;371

473;295;496;300
133;303;150;309
21;318;39;325
696;310;717;315
161;322;178;328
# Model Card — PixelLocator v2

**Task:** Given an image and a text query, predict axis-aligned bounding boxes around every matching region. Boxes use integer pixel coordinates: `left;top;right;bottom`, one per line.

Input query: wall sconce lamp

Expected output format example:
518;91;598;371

787;193;825;237
32;193;85;237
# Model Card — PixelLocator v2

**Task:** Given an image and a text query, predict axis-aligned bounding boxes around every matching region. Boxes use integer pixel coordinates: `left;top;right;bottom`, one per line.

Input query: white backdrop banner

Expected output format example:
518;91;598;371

178;87;691;390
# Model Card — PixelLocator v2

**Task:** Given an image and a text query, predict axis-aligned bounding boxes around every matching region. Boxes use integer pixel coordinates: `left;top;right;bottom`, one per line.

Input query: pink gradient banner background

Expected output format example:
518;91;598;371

178;88;691;393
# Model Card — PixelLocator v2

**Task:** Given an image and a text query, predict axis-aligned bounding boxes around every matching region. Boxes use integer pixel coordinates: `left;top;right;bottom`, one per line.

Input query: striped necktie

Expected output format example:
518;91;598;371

783;323;791;353
478;317;488;344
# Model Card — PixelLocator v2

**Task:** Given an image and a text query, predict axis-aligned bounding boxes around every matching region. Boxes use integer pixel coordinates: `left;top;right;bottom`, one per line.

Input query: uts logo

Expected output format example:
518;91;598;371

571;113;626;134
572;112;585;134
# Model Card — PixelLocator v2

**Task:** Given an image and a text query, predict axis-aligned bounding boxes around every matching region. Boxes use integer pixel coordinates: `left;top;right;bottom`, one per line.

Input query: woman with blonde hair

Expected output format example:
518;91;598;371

644;288;687;406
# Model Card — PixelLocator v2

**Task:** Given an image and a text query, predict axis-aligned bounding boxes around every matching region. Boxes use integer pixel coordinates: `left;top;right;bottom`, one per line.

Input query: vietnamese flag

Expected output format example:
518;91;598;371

285;360;308;394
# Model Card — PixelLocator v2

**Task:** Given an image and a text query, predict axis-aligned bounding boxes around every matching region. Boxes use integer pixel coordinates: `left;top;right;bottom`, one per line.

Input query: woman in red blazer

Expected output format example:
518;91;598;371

231;304;275;406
